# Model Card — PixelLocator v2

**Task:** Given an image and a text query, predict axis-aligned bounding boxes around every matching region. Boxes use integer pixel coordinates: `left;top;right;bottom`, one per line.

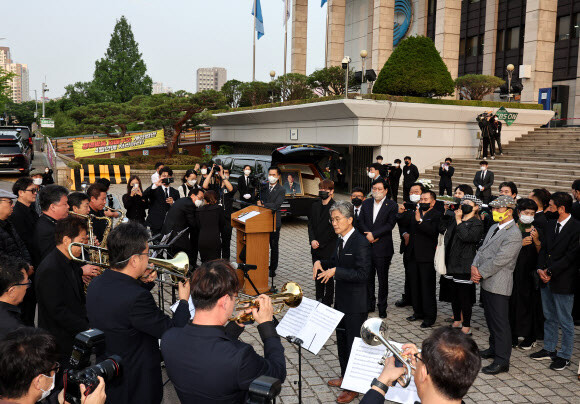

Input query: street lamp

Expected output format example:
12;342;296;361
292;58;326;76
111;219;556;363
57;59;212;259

41;82;49;117
269;71;276;103
360;50;368;95
506;64;515;102
342;56;351;99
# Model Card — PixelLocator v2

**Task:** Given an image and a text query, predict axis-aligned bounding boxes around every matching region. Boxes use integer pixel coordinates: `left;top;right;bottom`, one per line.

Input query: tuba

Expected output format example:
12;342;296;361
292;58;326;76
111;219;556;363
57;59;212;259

230;282;303;323
360;318;415;388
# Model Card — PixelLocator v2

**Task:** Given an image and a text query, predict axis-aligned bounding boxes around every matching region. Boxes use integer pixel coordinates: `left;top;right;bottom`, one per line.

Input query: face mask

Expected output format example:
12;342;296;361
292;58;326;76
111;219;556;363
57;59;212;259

268;176;278;184
244;170;251;176
371;190;385;200
544;210;559;220
419;202;431;211
480;166;486;171
187;179;196;186
395;164;400;167
492;210;510;222
405;161;410;165
368;171;376;179
409;194;421;203
319;191;330;199
45;168;49;173
39;373;55;401
33;178;43;186
520;214;535;224
461;205;473;215
194;199;203;207
352;197;363;207
200;169;207;175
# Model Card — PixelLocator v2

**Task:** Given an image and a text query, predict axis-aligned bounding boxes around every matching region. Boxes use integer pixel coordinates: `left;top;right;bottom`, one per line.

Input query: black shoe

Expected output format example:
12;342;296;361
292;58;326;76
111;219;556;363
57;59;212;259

511;337;519;348
549;357;571;371
395;299;409;308
481;362;509;375
420;321;434;328
530;349;556;361
518;338;537;351
378;310;387;319
479;348;494;359
406;315;422;322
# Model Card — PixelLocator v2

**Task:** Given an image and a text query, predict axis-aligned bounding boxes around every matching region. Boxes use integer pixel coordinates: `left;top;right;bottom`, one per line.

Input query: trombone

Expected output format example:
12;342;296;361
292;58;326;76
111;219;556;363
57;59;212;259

360;318;415;388
230;282;303;323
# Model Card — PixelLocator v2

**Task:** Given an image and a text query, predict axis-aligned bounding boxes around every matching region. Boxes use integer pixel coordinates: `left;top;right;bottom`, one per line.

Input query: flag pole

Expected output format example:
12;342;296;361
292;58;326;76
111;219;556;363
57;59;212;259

284;0;288;75
324;1;329;69
253;0;257;81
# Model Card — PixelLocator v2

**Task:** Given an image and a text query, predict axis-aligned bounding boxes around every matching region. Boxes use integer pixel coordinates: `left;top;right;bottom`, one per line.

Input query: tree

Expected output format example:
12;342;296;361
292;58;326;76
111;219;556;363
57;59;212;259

221;79;244;108
308;66;354;95
239;81;271;106
373;36;455;97
0;67;16;106
455;74;505;100
92;16;153;103
2;101;37;127
61;81;108;110
68;102;142;137
274;73;312;101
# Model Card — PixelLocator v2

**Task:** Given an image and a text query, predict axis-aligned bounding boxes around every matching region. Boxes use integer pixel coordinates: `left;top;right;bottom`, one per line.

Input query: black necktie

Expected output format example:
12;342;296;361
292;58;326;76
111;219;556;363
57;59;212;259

338;238;344;257
164;188;169;199
556;223;562;235
355;209;359;220
490;226;500;240
246;177;249;186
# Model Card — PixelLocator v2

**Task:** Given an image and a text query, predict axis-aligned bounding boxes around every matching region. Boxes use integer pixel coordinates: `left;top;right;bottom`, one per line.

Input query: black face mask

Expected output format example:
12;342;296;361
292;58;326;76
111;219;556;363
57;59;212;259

319;191;330;199
352;197;363;207
461;205;473;215
405;161;411;165
544;210;559;220
419;203;431;211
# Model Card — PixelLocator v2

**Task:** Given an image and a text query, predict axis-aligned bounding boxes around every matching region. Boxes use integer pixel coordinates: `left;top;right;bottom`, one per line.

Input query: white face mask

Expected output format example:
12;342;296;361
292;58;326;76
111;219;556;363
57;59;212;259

395;164;400;167
371;190;385;201
39;373;55;401
244;170;251;176
200;169;207;175
268;176;278;184
520;214;535;224
480;166;486;171
368;171;376;179
194;199;203;207
409;194;421;203
33;178;43;186
187;179;196;186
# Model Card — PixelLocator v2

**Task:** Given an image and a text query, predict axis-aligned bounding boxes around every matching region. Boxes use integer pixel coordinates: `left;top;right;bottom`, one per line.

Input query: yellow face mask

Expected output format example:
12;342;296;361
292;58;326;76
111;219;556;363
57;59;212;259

492;210;510;222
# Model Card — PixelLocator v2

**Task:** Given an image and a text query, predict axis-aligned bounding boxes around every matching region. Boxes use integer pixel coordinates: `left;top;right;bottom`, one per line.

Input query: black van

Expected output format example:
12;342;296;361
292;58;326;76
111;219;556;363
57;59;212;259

214;144;339;217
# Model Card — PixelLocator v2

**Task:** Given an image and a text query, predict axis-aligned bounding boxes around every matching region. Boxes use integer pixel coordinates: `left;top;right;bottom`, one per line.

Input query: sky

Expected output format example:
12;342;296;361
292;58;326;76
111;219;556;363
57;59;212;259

2;0;327;98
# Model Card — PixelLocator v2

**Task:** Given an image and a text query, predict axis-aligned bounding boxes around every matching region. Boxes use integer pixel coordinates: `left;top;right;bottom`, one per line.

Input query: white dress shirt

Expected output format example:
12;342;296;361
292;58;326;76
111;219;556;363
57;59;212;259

340;226;356;247
372;197;386;223
151;171;159;185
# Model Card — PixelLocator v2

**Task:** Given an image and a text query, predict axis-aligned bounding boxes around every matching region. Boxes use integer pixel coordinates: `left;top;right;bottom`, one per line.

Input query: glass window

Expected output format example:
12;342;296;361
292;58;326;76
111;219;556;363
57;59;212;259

479;35;484;56
231;158;255;175
506;27;520;50
428;0;436;16
466;36;479;56
573;13;580;38
556;15;571;41
256;160;270;179
0;145;21;154
497;30;505;52
459;38;466;57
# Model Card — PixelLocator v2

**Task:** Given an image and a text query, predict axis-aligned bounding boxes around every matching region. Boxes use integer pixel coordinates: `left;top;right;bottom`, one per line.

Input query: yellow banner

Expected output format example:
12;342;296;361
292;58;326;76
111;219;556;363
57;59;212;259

73;129;165;158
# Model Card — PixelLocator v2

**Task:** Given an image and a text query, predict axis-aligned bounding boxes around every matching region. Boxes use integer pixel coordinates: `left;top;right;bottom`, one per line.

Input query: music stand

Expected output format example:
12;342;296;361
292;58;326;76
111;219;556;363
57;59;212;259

285;336;304;404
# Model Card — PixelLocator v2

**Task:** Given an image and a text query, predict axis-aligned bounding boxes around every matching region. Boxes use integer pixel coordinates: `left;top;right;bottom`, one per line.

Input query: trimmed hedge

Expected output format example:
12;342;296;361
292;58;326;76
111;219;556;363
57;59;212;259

71;155;206;170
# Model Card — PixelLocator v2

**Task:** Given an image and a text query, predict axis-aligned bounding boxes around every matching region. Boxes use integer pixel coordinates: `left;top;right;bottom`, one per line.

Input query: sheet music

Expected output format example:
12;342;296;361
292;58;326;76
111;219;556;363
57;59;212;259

341;338;419;404
276;297;344;355
170;296;195;320
237;210;260;222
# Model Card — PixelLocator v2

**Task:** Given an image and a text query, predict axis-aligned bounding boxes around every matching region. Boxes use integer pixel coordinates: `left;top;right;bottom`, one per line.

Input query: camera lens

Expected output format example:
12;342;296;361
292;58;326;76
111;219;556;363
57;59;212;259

88;356;122;382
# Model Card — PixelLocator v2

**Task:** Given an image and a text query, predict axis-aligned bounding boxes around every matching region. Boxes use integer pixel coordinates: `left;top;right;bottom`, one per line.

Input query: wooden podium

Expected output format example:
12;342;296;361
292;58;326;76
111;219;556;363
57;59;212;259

231;205;275;294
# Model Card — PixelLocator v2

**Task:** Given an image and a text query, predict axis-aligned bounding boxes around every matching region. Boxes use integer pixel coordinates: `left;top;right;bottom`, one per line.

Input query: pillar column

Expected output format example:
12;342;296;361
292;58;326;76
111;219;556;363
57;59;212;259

414;0;429;37
521;0;557;103
326;0;346;67
434;0;461;80
291;0;308;74
371;0;395;72
482;0;499;76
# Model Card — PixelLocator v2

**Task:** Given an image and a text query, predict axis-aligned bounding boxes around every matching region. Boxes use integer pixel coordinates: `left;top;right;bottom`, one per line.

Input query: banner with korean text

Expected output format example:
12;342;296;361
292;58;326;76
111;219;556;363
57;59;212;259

73;129;164;158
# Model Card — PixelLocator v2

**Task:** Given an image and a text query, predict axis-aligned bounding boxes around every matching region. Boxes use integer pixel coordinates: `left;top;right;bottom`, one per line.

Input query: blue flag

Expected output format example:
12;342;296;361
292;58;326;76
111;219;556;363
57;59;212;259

321;0;327;6
252;0;265;40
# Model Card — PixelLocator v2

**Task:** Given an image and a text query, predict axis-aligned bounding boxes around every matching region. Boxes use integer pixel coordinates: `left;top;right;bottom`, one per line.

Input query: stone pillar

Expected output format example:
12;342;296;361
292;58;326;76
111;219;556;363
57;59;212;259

371;0;395;72
434;0;461;80
366;0;375;69
482;0;499;76
291;0;308;74
521;0;557;103
414;0;429;37
326;0;347;67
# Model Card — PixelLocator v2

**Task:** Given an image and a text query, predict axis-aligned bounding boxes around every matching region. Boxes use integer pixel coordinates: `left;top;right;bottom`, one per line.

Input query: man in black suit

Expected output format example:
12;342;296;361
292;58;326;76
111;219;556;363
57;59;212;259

350;187;366;232
0;256;29;339
87;222;191;404
314;200;371;404
308;179;337;306
10;177;39;256
258;166;285;278
389;159;403;202
0;189;31;264
358;178;397;318
529;188;551;234
473;160;494;203
87;182;109;243
530;192;580;371
34;185;69;266
336;154;347;189
402;156;419;202
572;179;580;220
161;260;286;403
438;158;454;196
405;190;442;328
35;216;89;365
162;188;204;266
238;164;257;207
145;166;180;236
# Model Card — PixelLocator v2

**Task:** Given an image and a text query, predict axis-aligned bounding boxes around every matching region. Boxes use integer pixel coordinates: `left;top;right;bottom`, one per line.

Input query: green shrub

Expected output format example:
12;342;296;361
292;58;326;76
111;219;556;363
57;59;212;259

455;75;505;100
373;36;455;97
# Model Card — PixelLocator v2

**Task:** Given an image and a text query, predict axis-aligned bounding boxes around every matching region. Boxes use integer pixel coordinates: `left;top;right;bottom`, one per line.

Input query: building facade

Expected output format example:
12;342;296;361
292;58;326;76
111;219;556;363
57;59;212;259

292;1;580;122
196;67;227;92
0;47;30;103
152;81;173;94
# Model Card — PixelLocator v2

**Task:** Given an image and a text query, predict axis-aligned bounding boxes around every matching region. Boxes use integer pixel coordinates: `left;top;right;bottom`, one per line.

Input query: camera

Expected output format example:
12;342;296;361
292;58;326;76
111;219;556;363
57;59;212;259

65;329;122;403
161;177;174;185
212;164;221;174
246;375;282;404
341;56;351;70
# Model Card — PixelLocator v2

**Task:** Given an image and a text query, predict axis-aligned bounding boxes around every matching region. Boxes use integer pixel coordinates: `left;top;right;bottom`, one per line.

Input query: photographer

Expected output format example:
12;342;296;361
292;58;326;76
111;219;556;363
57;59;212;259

0;327;106;404
122;176;148;225
238;164;257;207
144;166;180;236
476;111;495;160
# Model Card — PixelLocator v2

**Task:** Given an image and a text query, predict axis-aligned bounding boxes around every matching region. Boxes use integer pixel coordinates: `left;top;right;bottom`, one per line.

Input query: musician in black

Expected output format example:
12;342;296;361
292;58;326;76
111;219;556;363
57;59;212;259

161;260;286;403
87;182;109;243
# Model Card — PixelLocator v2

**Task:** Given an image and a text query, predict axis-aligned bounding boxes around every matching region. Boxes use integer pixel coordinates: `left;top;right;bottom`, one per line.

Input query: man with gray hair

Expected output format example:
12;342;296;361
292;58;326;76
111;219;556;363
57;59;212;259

313;200;371;403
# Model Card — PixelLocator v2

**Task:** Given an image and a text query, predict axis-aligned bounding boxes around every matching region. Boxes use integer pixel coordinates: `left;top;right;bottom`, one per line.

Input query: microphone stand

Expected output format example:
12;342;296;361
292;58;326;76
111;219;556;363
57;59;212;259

240;266;261;296
285;336;304;404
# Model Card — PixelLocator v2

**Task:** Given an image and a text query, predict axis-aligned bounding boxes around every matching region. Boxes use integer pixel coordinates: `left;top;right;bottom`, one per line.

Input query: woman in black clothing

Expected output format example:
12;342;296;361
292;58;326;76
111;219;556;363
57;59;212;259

122;175;148;225
196;190;225;263
444;195;484;335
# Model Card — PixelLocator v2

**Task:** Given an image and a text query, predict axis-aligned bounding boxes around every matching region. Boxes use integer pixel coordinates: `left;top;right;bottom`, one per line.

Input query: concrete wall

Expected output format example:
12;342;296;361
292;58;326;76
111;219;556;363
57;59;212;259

211;100;554;173
345;0;370;71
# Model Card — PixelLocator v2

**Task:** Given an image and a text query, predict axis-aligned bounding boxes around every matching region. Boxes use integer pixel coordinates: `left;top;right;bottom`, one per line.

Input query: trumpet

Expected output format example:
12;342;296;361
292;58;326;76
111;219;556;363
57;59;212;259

230;282;303;323
360;318;415;388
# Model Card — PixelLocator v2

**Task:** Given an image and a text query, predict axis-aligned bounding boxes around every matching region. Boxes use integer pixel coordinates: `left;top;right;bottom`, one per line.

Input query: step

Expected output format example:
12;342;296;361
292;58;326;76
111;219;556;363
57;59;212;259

442;160;580;171
508;134;580;141
424;167;578;181
502;150;580;159
421;176;572;192
505;141;580;148
422;172;574;187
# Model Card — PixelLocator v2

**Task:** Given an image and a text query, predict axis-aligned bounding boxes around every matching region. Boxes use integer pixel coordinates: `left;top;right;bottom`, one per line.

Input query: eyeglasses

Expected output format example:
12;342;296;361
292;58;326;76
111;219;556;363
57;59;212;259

44;362;60;376
13;279;32;288
24;188;38;194
413;353;423;363
329;217;345;224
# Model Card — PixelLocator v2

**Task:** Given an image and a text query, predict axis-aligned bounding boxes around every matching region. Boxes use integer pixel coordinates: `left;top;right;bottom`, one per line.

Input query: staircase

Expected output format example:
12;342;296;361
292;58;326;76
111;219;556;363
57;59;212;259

421;127;580;197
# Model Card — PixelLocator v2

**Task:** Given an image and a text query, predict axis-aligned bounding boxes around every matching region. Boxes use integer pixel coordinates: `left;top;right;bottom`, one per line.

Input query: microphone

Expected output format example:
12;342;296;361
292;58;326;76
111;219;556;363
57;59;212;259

230;262;258;271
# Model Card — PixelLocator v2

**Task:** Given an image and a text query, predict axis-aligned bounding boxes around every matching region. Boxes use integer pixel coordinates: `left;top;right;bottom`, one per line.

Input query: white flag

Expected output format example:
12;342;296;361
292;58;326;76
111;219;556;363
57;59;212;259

283;0;291;26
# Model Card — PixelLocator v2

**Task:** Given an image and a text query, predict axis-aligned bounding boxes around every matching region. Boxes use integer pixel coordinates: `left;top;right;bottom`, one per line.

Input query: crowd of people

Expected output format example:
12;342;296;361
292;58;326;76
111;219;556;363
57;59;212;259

0;152;579;404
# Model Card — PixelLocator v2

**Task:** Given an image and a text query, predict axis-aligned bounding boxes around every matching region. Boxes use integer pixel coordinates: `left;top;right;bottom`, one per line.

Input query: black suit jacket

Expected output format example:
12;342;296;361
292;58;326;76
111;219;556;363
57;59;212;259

35;248;88;359
145;185;180;231
10;201;38;256
33;214;57;267
0;219;31;263
571;201;580;221
86;269;190;404
538;217;580;294
389;166;402;188
358;198;397;257
402;163;419;187
161;321;286;404
473;170;494;201
0;301;23;340
162;197;197;251
308;199;337;260
398;208;442;262
321;230;371;313
260;183;285;229
238;175;257;205
438;165;455;186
